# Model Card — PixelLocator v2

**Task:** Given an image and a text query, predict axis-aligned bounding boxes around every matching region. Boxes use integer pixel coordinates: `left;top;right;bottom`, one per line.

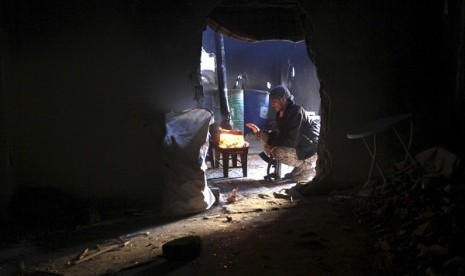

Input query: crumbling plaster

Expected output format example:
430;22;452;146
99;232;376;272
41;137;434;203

301;1;463;189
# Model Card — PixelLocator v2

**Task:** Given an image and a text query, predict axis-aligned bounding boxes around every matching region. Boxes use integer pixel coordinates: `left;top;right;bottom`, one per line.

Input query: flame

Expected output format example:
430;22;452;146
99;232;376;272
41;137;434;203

218;128;246;148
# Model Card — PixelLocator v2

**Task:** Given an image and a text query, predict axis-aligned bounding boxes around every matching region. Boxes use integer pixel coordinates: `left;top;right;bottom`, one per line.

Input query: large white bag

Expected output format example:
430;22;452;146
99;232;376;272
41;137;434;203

162;109;215;215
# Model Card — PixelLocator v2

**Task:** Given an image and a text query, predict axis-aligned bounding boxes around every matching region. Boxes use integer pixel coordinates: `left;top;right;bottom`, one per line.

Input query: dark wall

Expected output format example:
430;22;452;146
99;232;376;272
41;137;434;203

303;0;464;185
0;0;463;227
0;0;217;226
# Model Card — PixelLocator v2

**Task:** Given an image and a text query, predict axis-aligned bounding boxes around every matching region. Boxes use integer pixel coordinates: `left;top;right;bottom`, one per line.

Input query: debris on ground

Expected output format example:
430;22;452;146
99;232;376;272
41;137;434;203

227;188;238;203
67;241;129;267
162;236;202;263
273;189;293;202
329;147;465;274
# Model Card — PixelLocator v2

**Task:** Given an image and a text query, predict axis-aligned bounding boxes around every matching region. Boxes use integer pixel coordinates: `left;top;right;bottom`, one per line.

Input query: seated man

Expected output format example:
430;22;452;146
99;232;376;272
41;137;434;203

246;84;319;181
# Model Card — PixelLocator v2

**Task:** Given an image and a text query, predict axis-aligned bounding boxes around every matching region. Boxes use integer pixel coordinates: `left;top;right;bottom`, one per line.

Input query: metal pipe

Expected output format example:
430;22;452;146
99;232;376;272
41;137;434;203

214;32;232;129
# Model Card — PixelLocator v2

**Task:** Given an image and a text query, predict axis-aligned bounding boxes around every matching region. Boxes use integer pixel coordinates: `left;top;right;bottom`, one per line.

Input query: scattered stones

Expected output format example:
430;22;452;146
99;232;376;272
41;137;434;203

328;150;465;274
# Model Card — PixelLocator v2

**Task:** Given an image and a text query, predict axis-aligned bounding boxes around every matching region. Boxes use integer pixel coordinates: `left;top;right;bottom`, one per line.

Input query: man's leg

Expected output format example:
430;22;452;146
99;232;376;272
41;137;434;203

271;147;312;181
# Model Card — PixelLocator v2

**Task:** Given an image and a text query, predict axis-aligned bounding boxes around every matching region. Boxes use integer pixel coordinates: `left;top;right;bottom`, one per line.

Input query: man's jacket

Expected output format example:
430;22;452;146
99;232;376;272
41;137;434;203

267;100;319;160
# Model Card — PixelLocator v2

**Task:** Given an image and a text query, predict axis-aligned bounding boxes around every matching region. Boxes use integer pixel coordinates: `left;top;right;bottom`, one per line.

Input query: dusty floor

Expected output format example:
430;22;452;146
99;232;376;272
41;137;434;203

0;137;382;275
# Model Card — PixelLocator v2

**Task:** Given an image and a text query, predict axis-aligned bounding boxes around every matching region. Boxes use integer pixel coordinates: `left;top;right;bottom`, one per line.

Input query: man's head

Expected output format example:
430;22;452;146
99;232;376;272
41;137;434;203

269;85;293;113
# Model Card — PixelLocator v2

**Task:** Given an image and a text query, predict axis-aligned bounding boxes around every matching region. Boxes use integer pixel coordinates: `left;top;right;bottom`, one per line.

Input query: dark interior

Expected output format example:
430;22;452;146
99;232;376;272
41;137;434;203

0;0;464;274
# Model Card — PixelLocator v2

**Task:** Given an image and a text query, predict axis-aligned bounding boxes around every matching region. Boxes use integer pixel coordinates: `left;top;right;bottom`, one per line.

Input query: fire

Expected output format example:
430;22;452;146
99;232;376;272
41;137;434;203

218;128;246;148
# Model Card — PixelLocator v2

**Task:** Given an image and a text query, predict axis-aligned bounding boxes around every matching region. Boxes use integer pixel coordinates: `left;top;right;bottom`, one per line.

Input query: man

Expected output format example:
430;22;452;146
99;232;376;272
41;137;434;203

246;84;319;181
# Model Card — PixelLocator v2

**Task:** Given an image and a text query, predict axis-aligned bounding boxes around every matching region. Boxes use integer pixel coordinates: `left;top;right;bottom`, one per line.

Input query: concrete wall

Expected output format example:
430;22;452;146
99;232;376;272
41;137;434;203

0;1;217;224
0;0;463;225
303;1;464;187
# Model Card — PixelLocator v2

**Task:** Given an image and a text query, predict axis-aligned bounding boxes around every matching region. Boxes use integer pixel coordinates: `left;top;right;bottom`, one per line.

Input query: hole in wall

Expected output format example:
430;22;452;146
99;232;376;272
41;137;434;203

200;24;322;181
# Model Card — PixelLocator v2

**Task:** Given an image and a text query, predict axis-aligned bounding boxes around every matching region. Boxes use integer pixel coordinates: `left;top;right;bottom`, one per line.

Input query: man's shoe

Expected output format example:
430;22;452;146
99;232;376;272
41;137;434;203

283;166;303;179
291;167;312;182
285;160;312;180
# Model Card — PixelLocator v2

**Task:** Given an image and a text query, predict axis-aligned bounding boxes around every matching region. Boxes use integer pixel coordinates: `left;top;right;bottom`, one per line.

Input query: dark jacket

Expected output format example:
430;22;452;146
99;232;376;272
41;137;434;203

267;100;319;160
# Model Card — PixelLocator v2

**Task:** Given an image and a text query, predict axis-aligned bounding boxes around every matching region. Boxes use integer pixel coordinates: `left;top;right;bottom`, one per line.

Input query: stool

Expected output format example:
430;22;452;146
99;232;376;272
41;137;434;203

214;142;249;178
259;151;282;180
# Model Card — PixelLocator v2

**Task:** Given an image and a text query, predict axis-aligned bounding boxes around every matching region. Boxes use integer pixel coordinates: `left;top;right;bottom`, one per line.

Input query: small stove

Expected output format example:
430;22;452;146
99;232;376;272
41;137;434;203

215;128;249;178
218;128;246;148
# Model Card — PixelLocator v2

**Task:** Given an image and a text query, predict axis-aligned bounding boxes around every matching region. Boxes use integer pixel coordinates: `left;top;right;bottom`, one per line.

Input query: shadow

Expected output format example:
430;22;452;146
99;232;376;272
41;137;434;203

2;186;207;253
114;259;199;276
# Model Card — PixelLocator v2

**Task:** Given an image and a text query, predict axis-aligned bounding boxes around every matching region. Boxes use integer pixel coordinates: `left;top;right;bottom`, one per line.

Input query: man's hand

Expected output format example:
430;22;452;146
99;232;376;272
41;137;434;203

245;123;259;134
246;123;269;144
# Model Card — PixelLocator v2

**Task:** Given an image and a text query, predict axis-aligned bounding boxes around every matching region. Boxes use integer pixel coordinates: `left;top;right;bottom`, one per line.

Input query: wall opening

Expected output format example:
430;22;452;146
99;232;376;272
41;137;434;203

200;24;322;181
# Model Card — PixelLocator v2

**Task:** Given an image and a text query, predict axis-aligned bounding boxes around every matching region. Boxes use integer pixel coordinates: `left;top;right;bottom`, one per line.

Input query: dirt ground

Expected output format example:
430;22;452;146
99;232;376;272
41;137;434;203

0;139;383;275
3;193;374;275
3;189;380;275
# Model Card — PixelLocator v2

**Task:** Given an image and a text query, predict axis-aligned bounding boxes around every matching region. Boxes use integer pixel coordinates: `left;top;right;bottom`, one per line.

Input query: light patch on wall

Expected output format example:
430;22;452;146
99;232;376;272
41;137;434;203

201;48;216;72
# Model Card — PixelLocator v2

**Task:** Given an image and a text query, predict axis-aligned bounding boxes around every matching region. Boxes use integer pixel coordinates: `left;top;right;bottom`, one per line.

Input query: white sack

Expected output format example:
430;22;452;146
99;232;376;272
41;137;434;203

162;109;215;215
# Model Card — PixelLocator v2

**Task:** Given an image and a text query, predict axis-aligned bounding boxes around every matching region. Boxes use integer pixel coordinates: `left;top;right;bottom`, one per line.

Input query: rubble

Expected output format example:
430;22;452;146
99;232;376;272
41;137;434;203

66;241;129;267
227;188;238;203
329;147;465;274
162;236;202;263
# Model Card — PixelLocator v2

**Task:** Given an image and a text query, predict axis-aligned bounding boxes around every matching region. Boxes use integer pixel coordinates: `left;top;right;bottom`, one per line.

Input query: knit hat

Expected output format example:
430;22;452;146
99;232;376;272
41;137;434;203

269;85;293;100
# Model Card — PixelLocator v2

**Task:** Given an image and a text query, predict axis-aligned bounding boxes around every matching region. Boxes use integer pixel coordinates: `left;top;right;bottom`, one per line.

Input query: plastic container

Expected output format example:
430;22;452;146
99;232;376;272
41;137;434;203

227;89;244;133
244;89;269;133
